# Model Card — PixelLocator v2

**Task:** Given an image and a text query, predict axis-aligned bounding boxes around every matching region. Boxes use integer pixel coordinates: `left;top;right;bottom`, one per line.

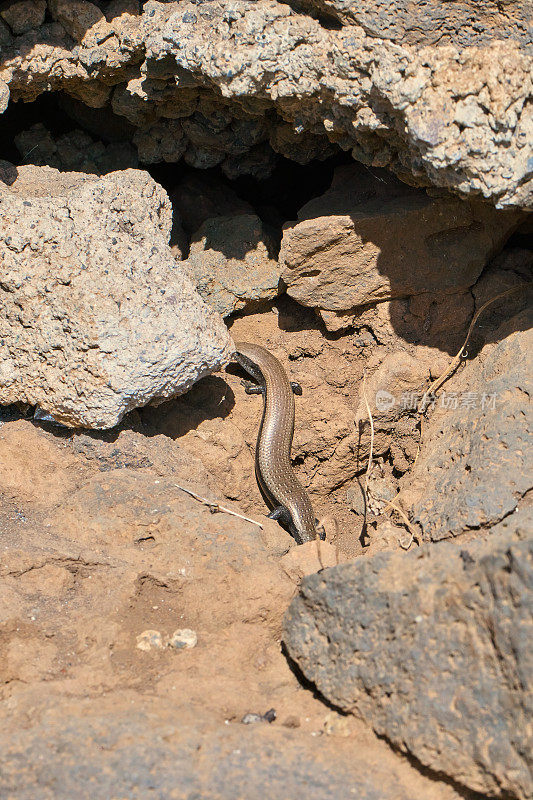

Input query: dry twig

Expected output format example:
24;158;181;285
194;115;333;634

360;372;417;548
378;490;418;549
173;483;264;529
361;369;374;503
418;284;532;412
388;500;418;549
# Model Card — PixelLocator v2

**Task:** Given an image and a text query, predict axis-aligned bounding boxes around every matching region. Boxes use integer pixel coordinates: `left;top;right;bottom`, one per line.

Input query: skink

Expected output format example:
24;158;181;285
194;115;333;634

233;342;320;544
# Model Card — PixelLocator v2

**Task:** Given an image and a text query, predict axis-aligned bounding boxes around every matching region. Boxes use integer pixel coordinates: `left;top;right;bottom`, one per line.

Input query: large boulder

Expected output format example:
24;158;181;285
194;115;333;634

0;2;530;206
284;522;533;799
0;164;233;429
279;164;522;315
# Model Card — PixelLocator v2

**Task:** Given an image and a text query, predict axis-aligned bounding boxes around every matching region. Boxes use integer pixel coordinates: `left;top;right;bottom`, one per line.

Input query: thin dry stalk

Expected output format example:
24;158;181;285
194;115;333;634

418;284;531;412
361;369;375;503
173;483;264;529
387;500;417;549
378;490;418;548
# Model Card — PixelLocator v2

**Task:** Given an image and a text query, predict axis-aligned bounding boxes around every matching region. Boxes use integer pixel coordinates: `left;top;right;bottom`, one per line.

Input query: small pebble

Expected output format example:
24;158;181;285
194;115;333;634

136;630;163;651
323;712;351;737
242;713;264;725
241;708;276;725
167;628;197;649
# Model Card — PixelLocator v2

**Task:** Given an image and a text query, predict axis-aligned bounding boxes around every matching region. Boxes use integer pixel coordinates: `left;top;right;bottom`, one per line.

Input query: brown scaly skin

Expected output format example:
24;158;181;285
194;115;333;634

233;342;321;544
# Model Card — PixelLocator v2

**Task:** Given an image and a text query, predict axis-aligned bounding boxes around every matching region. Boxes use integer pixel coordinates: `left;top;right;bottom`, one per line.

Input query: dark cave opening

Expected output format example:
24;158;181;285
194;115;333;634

2;89;530;258
2;90;355;230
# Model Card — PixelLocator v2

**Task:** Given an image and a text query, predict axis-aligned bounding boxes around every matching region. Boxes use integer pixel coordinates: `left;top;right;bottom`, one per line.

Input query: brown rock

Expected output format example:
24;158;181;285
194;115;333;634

352;351;427;468
280;164;522;312
279;540;343;583
170;171;253;235
48;0;104;42
0;0;46;35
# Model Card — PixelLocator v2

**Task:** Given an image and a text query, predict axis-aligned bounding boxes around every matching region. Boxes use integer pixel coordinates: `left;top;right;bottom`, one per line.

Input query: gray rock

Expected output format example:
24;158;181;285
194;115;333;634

289;0;532;48
185;214;281;317
0;165;233;429
280;164;523;312
284;527;533;799
0;713;415;800
407;310;533;541
0;2;530;207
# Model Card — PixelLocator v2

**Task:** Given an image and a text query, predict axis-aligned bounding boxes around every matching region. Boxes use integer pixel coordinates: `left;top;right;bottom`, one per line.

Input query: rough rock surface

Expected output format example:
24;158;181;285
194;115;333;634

0;0;46;36
280;164;522;313
0;714;425;800
186;213;281;316
14;122;138;174
289;0;532;47
0;416;463;800
405;308;532;541
0;164;233;428
284;525;533;799
0;1;530;206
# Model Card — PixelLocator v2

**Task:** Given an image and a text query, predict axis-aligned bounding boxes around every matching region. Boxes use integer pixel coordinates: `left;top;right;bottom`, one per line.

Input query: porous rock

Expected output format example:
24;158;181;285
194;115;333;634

185;213;281;317
15;122;138;174
280;164;522;313
0;164;233;428
0;1;530;206
284;525;533;798
289;0;532;48
0;78;8;113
